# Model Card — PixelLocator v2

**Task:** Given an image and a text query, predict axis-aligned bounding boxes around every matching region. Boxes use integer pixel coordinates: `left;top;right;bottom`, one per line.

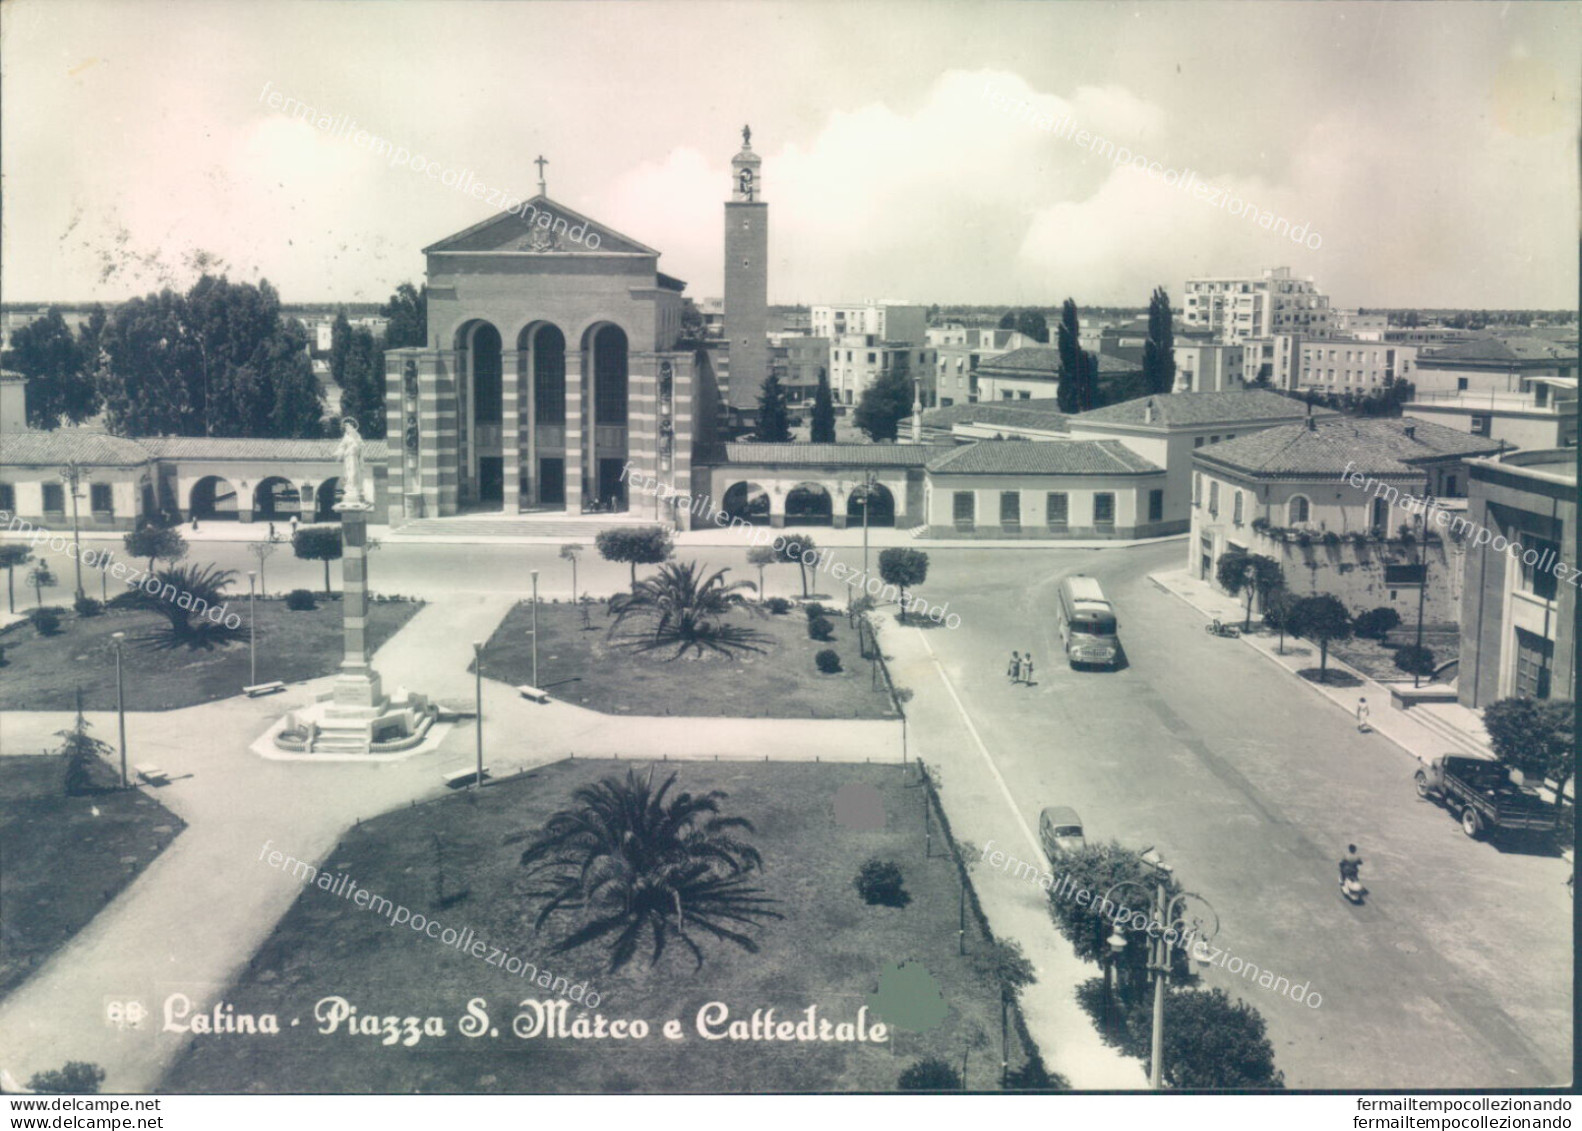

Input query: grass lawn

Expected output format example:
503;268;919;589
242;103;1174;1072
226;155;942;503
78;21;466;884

0;598;421;712
481;602;895;719
161;760;1043;1093
1331;626;1459;682
0;755;185;998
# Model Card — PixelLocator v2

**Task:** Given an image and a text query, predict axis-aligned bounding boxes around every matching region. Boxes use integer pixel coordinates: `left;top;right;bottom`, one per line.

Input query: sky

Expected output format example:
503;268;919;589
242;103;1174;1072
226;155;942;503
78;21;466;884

3;0;1578;310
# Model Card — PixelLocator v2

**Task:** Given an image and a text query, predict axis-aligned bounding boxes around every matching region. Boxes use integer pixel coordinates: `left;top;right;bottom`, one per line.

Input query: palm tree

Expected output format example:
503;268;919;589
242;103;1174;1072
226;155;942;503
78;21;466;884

129;562;244;650
506;766;782;972
607;560;766;657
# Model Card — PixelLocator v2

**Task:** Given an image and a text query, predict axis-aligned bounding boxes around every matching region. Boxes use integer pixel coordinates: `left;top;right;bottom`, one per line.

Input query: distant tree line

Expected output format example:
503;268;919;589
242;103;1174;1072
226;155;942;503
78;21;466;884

2;278;428;440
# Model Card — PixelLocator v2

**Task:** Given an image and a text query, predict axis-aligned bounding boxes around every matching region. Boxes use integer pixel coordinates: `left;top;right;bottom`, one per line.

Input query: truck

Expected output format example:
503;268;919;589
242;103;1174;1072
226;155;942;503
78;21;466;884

1414;754;1559;840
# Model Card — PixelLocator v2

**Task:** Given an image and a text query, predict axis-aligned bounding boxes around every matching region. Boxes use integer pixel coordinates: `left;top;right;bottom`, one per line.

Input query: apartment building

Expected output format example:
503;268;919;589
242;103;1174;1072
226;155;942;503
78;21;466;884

927;326;1035;406
1174;342;1246;392
1182;267;1334;344
815;302;933;406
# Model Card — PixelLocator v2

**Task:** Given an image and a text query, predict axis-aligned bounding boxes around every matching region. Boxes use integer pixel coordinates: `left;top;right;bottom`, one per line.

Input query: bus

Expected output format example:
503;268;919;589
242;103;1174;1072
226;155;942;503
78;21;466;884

1056;574;1121;669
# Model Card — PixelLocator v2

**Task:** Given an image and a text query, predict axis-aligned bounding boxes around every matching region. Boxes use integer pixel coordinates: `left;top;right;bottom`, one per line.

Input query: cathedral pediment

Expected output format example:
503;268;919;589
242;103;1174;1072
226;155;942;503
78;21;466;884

423;194;658;256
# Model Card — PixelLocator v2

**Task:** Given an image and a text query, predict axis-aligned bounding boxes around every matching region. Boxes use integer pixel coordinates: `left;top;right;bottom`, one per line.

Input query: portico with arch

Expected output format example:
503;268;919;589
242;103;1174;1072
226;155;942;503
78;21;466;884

384;193;714;524
700;445;929;530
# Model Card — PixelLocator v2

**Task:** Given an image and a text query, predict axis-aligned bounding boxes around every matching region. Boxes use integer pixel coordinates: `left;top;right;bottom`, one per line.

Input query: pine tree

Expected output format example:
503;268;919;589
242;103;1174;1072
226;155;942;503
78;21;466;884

810;366;836;443
854;365;912;442
755;373;792;443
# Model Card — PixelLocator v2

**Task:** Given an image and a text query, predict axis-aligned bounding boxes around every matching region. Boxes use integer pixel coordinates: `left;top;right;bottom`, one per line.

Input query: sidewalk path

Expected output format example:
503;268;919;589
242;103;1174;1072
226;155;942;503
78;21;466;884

0;596;898;1091
871;611;1146;1088
1147;569;1489;768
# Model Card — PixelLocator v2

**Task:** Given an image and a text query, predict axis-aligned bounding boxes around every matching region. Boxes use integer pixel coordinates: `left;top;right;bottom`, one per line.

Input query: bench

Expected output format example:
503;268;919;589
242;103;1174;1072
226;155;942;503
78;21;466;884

244;681;286;698
134;764;169;784
516;685;551;704
442;767;489;788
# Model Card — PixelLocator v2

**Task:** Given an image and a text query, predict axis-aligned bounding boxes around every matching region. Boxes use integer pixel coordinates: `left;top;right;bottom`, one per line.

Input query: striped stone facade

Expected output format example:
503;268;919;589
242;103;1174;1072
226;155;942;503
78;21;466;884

381;193;718;527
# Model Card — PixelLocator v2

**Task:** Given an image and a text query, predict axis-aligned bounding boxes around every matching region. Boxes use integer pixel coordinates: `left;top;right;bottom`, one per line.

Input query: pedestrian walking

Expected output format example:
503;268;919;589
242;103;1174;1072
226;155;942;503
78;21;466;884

191;515;199;532
290;514;299;535
1356;696;1371;732
1019;653;1035;685
1008;651;1021;683
268;521;276;540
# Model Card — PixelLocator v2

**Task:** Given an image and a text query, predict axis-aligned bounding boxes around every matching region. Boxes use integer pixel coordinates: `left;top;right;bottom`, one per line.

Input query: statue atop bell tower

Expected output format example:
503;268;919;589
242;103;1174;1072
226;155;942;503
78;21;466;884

731;125;762;203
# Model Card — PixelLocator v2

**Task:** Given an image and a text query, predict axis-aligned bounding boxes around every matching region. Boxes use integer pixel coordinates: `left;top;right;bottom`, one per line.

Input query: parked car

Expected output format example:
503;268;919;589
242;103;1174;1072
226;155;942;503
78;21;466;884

1038;806;1087;860
1414;754;1558;840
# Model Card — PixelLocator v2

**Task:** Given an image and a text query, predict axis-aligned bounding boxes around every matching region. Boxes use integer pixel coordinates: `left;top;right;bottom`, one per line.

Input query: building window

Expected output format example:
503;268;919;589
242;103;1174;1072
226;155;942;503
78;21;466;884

1193;473;1202;506
1470;415;1491;437
1521;537;1560;601
42;483;65;513
1208;481;1220;517
0;484;13;513
1232;491;1244;525
1000;491;1021;531
1288;495;1310;524
1047;492;1069;528
1514;629;1553;699
90;483;113;514
1456;377;1468;391
1093;493;1115;528
1210;435;1220;444
1148;489;1163;522
1001;391;1013;401
1194;436;1205;448
952;491;975;532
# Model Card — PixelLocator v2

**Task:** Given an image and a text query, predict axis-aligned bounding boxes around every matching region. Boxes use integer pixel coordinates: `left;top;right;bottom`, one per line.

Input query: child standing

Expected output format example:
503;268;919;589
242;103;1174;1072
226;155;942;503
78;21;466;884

1008;651;1022;684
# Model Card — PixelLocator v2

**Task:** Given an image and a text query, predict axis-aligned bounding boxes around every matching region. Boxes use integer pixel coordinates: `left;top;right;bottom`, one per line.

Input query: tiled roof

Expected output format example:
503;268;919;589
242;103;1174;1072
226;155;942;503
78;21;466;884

721;442;938;467
139;437;390;461
0;431;391;468
920;402;1069;433
1419;337;1579;365
1194;417;1504;478
0;430;152;467
952;405;1069;433
1071;390;1316;428
1095;353;1142;374
976;347;1061;377
927;439;1161;476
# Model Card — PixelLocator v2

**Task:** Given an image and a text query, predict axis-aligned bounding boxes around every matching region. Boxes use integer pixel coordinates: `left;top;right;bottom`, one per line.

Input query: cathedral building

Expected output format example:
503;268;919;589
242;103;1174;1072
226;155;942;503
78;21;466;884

383;180;722;525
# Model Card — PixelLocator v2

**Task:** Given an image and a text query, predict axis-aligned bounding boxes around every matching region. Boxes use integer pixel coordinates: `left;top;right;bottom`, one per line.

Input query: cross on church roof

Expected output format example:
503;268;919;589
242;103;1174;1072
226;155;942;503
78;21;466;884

535;154;548;196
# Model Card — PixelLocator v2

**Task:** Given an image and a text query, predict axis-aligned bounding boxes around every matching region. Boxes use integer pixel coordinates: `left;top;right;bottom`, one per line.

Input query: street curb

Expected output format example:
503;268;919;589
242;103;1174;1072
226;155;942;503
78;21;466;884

1147;574;1431;770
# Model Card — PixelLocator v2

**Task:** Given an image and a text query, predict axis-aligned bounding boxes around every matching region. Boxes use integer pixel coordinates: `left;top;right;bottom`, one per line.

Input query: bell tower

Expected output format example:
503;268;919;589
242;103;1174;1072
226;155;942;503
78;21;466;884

723;126;769;421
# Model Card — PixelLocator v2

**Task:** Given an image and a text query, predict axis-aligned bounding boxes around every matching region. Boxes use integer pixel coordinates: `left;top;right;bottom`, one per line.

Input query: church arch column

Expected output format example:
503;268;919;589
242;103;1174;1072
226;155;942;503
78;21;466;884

501;346;521;513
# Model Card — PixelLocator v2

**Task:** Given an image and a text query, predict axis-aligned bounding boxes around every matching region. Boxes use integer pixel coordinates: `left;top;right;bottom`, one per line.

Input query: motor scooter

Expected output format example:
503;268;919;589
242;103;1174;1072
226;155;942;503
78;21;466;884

1205;619;1240;638
1340;868;1366;905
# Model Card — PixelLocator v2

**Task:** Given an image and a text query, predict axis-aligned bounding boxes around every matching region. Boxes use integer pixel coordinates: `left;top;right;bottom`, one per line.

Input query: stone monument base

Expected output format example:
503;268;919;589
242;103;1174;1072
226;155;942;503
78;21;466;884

273;685;438;755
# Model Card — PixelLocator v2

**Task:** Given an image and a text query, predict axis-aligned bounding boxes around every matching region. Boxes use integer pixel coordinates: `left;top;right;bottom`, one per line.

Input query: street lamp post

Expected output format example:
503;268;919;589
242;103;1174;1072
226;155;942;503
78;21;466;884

60;462;85;601
247;570;258;687
530;569;540;689
473;640;484;791
1413;474;1431;688
111;631;127;788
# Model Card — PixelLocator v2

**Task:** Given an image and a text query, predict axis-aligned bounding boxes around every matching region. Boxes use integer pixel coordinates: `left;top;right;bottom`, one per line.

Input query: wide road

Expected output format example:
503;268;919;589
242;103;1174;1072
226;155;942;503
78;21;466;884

906;538;1572;1089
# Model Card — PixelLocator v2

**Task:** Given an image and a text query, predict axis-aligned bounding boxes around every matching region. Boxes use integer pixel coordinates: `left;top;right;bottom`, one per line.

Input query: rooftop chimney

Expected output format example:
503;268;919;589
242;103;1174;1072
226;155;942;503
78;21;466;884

1403;424;1416;439
1144;398;1155;424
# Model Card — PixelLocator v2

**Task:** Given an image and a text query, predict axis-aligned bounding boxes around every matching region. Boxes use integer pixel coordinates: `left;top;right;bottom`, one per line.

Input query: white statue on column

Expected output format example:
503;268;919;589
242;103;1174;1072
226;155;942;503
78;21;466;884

336;418;368;508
